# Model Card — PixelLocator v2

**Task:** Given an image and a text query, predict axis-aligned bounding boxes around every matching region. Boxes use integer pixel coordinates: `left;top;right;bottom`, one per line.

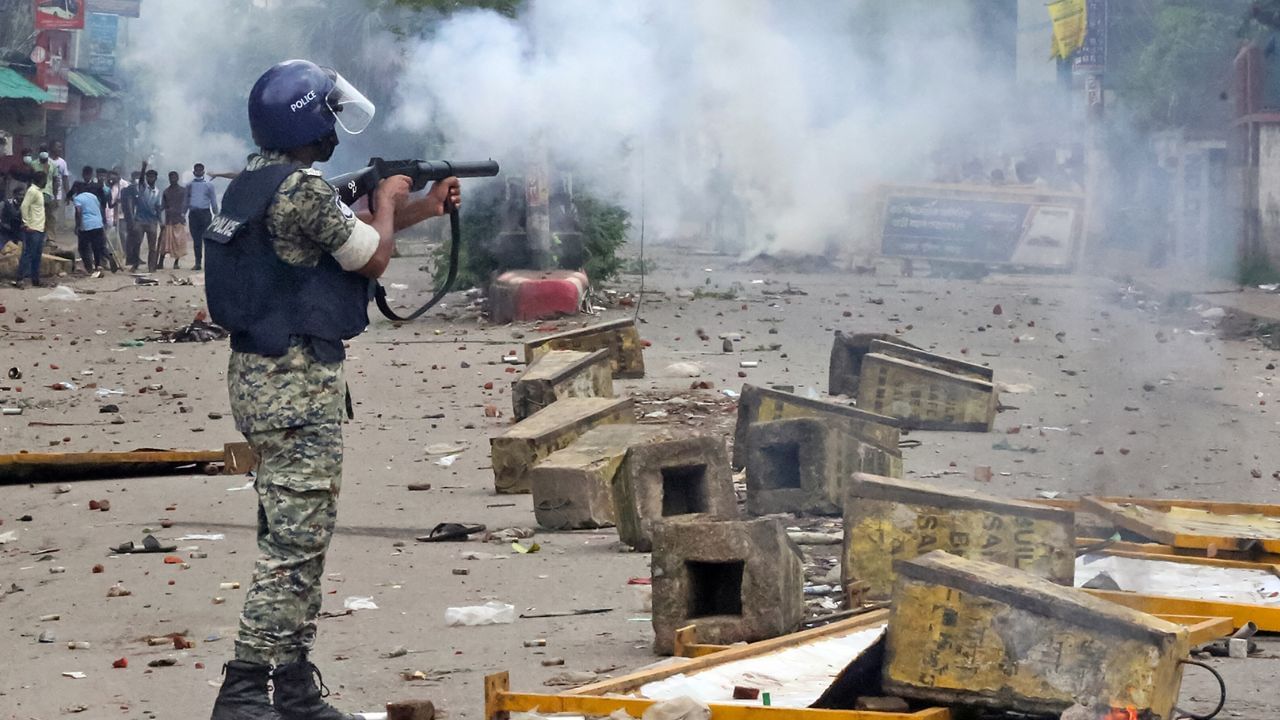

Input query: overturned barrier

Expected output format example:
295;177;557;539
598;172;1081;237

490;396;634;494
745;418;900;516
731;384;900;471
524;318;645;379
528;424;677;530
856;340;996;432
651;516;804;655
614;434;737;552
828;331;912;397
843;473;1075;602
885;551;1190;719
512;348;613;421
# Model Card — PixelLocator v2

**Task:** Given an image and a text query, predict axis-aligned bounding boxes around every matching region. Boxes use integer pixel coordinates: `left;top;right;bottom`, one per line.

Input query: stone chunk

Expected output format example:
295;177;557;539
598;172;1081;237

490;397;634;494
745;417;902;516
528;424;677;530
884;551;1189;718
651;516;804;655
843;473;1074;602
524;318;645;379
512;349;613;421
613;434;737;552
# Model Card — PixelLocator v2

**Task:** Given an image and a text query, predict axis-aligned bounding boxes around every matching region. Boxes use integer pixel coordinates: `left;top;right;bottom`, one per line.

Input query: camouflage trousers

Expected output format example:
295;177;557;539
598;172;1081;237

233;423;343;666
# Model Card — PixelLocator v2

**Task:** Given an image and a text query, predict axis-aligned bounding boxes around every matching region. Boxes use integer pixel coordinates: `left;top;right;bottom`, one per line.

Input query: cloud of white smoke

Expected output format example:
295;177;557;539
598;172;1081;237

392;0;1019;257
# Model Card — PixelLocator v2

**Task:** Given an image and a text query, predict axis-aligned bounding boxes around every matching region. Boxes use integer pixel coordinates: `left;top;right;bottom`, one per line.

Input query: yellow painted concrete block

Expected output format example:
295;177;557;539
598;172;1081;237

524;319;645;379
885;551;1190;719
490;396;634;494
843;473;1074;601
512;349;614;421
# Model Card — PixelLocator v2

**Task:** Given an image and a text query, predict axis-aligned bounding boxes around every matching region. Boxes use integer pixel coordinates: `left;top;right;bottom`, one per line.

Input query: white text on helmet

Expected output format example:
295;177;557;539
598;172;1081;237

290;90;318;112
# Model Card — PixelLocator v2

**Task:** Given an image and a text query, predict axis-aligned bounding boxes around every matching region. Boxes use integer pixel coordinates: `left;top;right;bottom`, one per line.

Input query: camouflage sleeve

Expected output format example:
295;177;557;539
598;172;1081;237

277;171;358;254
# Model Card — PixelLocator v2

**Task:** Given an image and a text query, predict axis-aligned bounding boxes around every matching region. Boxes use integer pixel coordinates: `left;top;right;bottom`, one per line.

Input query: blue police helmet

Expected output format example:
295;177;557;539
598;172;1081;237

248;60;376;151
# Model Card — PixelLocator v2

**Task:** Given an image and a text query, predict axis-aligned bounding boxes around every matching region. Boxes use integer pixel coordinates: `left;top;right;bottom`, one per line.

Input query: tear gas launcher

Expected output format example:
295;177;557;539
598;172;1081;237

329;157;500;322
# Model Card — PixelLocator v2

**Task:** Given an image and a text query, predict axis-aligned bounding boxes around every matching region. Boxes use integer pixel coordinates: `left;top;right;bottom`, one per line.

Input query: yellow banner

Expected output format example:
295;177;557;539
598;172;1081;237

1047;0;1087;60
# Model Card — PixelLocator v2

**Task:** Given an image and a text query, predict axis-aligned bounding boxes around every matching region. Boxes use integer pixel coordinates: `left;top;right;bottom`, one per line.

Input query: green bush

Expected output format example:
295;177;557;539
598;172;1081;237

432;184;630;290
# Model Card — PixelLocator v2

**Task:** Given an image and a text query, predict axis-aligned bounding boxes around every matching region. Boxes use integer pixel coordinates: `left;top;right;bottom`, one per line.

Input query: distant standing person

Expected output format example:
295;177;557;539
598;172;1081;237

49;141;70;238
120;170;142;270
187;162;218;270
72;180;110;275
16;171;47;288
134;169;163;271
158;170;191;269
30;148;57;241
1;185;23;252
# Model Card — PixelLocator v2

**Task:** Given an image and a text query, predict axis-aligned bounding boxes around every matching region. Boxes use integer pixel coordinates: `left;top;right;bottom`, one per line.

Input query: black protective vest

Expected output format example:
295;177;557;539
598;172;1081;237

203;163;372;360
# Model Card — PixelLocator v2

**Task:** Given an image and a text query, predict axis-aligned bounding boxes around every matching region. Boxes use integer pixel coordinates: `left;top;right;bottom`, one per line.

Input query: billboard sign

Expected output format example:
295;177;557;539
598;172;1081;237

877;185;1086;271
34;0;85;30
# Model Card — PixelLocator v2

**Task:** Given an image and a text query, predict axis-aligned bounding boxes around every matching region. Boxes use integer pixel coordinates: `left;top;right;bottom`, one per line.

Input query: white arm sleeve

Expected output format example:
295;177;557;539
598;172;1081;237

330;218;380;271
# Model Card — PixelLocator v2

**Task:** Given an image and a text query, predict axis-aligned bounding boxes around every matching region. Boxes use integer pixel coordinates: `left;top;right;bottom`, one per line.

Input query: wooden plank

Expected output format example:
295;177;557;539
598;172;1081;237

1082;496;1280;555
843;473;1074;602
492;690;950;720
0;449;224;484
886;551;1188;718
524;319;645;379
1086;589;1280;633
1075;538;1280;565
1153;615;1234;646
566;609;891;696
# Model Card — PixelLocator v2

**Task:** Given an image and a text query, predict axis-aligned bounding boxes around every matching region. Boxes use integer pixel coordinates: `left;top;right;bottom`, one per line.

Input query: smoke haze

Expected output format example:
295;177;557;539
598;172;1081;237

118;0;1029;255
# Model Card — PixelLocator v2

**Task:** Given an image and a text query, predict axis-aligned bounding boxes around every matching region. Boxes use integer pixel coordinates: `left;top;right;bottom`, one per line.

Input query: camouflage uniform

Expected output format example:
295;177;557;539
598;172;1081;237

229;151;364;667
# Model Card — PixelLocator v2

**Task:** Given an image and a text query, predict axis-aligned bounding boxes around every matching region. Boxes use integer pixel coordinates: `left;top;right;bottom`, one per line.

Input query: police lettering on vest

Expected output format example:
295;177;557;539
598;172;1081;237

203;163;373;361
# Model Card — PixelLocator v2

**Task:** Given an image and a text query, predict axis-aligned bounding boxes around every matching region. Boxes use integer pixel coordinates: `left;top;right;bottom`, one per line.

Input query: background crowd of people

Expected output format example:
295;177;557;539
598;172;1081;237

0;145;221;288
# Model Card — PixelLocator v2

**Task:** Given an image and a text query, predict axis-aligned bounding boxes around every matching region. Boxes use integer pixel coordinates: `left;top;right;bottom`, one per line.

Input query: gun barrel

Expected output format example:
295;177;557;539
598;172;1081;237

416;160;500;181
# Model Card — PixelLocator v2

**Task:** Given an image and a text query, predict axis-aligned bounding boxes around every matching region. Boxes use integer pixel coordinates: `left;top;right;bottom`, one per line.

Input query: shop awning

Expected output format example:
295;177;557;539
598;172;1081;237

0;66;50;102
66;69;116;98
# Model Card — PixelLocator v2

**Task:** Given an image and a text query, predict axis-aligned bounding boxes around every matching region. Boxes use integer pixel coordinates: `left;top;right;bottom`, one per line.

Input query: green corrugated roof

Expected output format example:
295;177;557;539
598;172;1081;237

66;70;114;98
0;66;50;102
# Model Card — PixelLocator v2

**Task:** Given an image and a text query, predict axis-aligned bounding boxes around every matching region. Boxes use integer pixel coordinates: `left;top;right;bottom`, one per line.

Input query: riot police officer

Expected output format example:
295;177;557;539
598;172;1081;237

204;59;460;720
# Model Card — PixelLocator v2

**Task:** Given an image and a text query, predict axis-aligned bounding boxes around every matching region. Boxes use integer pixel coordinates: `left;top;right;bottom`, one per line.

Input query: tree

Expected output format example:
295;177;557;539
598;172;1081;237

1109;0;1251;130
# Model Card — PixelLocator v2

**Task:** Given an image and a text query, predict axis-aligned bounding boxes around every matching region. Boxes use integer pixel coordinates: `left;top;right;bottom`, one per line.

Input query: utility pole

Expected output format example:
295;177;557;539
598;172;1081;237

1076;0;1108;261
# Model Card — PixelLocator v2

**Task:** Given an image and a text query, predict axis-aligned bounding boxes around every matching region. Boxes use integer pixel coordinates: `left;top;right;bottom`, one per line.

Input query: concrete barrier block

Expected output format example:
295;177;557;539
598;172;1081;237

512;348;613;421
490;396;634;494
745;417;903;516
843;473;1075;602
828;331;912;397
489;269;588;324
614;434;737;552
731;384;900;471
528;424;678;530
885;551;1189;718
651;516;805;655
524;318;645;379
857;340;996;432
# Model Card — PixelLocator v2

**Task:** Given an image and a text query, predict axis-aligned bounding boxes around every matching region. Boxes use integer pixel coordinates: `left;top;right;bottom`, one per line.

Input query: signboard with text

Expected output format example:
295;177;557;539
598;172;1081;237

877;185;1086;271
86;0;140;17
87;12;119;76
34;0;85;30
1072;0;1107;71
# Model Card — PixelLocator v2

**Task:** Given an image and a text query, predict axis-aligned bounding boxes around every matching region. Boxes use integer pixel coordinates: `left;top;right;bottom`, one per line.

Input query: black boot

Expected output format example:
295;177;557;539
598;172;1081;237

210;660;282;720
271;656;356;720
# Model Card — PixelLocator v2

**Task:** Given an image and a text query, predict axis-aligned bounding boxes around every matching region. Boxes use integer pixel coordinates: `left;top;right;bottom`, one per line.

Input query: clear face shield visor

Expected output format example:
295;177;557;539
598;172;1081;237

323;68;375;135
